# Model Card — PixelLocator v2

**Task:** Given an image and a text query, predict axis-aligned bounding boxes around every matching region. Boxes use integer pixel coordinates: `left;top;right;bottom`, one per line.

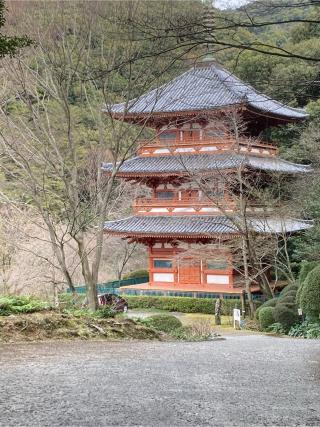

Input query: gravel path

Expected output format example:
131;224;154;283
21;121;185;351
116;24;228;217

0;335;319;426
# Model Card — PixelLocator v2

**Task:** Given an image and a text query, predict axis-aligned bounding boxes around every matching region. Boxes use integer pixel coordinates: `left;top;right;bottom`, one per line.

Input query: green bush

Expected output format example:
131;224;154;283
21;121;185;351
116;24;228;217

123;295;246;315
0;295;49;316
273;303;299;331
259;307;275;330
255;298;277;319
299;265;320;321
279;295;296;307
122;269;149;280
298;261;318;284
279;284;299;297
146;314;182;333
280;290;297;299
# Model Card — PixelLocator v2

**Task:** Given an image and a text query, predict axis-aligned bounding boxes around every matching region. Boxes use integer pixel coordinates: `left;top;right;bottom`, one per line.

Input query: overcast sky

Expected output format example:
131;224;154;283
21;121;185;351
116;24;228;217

215;0;250;9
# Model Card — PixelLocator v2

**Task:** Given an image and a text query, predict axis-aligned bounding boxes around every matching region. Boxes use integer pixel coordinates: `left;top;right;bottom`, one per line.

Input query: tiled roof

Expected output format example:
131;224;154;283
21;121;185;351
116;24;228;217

105;64;307;120
104;215;313;238
102;153;311;175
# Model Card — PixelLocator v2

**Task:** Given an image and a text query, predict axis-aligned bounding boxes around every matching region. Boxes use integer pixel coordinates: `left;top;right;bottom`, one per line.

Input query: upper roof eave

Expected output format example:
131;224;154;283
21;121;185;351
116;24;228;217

103;63;308;122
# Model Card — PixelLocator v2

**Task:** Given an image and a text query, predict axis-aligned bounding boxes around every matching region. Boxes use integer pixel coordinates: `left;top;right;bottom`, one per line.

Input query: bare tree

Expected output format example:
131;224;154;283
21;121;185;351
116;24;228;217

0;1;204;310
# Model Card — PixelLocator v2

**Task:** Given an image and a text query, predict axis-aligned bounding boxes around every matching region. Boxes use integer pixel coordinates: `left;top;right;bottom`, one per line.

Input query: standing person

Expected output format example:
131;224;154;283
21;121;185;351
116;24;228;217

215;298;222;325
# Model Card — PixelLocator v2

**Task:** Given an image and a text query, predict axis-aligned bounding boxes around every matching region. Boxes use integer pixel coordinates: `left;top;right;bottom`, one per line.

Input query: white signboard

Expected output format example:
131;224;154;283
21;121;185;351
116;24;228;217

233;308;241;329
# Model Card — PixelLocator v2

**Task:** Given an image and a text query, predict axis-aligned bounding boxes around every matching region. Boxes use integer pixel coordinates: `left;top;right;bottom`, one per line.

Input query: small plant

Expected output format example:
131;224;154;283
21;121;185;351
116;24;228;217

58;293;85;309
288;322;307;337
188;317;212;340
306;323;320;339
267;323;286;334
288;321;320;339
259;307;275;330
96;306;116;318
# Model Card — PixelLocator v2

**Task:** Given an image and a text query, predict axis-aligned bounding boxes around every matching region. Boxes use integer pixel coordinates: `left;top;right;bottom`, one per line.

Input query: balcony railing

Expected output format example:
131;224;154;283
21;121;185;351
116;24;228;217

133;196;274;215
137;136;278;157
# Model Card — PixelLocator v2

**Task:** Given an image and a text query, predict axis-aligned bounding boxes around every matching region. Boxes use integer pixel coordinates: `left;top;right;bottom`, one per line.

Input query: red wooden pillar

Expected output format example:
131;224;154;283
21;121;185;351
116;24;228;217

148;246;153;286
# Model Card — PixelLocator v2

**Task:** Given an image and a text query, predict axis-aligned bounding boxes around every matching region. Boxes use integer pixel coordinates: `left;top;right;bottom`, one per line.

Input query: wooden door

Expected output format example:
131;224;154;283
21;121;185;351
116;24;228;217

179;259;201;285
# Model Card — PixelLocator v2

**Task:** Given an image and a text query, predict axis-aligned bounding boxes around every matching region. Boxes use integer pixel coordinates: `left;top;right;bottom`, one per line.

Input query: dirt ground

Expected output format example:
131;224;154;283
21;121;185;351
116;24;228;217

0;312;161;342
0;335;319;426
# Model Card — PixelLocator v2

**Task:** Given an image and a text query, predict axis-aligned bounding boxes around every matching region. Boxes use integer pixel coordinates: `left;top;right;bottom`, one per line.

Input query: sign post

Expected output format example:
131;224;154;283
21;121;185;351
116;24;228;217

233;308;241;329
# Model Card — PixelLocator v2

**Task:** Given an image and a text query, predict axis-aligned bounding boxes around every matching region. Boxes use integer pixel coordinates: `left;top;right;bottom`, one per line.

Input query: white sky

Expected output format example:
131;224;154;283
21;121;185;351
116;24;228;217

215;0;250;10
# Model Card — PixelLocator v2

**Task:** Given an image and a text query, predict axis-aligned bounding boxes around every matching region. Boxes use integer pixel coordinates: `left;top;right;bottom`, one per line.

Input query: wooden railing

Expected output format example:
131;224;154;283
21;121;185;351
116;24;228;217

137;136;278;157
132;196;274;215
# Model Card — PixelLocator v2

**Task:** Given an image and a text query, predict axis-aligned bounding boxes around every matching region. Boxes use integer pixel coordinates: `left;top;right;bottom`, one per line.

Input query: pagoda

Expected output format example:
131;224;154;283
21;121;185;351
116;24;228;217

102;59;312;299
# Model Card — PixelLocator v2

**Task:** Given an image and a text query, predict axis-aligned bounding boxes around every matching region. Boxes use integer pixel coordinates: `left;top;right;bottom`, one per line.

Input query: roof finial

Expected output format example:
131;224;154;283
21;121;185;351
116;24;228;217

195;53;217;68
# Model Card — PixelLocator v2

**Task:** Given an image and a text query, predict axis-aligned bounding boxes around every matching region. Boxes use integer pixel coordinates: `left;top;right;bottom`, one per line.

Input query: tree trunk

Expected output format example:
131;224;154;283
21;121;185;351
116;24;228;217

87;278;98;311
242;237;255;318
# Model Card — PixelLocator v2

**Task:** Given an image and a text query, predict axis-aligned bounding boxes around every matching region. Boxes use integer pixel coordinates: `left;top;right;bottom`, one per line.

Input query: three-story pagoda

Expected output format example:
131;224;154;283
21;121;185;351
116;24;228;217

103;59;312;299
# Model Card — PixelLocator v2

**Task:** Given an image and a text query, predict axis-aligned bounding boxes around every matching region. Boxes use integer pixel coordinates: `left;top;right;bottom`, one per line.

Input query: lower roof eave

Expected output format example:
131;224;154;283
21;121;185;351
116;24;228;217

119;283;261;294
104;231;240;239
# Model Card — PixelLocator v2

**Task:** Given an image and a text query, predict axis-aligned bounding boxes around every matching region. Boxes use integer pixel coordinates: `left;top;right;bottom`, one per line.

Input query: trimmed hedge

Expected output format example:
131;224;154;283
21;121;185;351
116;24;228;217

259;307;275;330
255;298;277;319
299;265;320;321
298;261;318;285
279;283;299;297
123;295;250;315
273;303;299;330
123;269;149;280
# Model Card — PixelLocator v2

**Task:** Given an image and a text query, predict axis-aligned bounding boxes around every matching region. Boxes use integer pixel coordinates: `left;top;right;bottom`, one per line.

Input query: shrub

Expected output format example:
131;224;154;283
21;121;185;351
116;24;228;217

280;290;297;299
299;265;320;321
188;317;212;339
255;298;277;319
279;296;296;307
122;269;149;280
0;295;48;316
171;319;213;341
146;314;182;333
58;293;85;309
273;303;299;331
259;307;275;330
279;284;299;297
298;261;318;284
122;295;246;315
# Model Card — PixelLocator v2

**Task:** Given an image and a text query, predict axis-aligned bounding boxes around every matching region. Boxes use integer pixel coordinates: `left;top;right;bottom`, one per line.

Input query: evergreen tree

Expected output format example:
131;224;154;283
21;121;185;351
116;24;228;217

0;1;31;57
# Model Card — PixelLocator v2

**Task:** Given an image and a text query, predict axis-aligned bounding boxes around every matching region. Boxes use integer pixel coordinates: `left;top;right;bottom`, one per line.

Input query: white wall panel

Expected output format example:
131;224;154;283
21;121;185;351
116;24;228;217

153;273;174;283
206;275;229;285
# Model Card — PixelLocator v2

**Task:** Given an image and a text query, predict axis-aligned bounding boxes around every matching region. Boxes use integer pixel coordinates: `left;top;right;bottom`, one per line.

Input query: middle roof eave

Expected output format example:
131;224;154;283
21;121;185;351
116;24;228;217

102;153;312;176
104;215;313;237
